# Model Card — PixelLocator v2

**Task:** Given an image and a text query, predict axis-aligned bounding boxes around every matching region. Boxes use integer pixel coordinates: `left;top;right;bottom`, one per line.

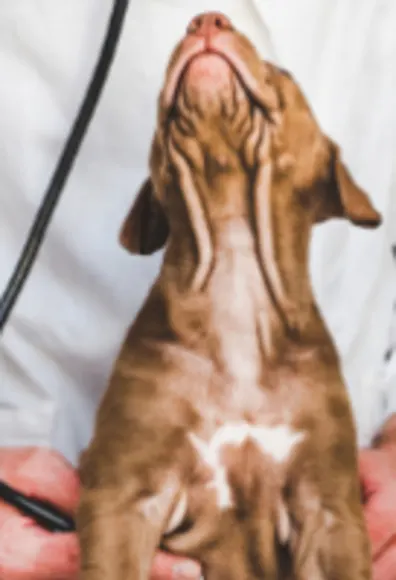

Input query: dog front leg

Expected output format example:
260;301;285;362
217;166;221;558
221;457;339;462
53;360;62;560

293;510;372;580
77;481;179;580
322;510;372;580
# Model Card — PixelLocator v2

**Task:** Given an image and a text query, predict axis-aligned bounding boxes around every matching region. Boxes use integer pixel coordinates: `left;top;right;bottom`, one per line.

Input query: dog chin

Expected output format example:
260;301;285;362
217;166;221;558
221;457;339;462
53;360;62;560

178;59;251;123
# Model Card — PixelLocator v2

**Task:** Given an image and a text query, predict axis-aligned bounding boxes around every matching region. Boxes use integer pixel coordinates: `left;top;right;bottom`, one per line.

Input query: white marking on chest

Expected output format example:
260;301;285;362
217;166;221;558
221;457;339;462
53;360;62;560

189;423;305;510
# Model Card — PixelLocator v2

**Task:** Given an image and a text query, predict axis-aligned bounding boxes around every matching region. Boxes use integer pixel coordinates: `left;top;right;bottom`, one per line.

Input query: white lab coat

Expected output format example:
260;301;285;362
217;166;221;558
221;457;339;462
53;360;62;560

0;0;395;466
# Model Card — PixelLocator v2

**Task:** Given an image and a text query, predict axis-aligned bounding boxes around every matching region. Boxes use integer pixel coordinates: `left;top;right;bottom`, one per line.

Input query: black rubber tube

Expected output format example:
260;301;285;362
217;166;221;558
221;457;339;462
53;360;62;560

0;480;75;533
0;0;130;332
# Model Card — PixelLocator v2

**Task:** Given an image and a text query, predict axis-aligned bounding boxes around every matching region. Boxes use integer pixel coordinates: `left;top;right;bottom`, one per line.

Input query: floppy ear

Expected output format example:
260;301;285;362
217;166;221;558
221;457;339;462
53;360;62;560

317;143;382;228
119;178;169;255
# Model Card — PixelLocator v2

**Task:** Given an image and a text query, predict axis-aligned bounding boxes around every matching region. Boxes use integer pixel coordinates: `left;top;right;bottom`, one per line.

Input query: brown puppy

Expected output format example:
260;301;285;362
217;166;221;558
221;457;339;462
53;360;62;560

77;12;380;580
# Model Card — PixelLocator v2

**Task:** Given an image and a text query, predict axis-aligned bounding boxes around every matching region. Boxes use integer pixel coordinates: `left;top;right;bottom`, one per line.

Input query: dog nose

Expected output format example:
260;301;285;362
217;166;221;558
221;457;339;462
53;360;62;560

187;12;233;38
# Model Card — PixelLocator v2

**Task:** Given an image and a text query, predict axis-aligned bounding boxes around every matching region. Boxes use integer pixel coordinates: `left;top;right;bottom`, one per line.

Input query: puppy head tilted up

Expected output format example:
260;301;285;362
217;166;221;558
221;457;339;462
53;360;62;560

121;11;381;346
121;12;380;269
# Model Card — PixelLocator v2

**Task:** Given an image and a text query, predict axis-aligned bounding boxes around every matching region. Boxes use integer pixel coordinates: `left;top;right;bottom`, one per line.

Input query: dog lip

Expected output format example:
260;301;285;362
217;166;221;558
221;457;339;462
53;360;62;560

208;37;276;115
162;37;206;110
163;35;277;118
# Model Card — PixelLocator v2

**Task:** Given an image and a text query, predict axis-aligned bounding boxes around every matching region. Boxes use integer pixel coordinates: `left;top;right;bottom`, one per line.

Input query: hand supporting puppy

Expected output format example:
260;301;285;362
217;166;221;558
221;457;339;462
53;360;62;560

3;437;395;580
0;447;80;580
9;433;396;580
360;414;396;580
0;447;201;580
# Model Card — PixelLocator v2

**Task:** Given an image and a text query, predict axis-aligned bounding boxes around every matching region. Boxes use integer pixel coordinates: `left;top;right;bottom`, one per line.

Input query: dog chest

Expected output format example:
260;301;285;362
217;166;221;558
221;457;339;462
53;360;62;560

205;223;273;383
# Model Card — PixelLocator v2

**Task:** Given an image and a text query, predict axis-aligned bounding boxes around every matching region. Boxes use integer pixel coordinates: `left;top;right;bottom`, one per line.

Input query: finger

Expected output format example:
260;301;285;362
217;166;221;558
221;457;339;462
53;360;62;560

0;515;79;580
373;544;396;580
151;551;201;580
2;448;80;515
364;485;396;558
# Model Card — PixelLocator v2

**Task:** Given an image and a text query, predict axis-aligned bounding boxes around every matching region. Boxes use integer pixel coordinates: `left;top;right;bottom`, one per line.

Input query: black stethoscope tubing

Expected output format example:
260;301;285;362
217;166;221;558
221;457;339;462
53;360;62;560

0;0;129;533
0;0;129;333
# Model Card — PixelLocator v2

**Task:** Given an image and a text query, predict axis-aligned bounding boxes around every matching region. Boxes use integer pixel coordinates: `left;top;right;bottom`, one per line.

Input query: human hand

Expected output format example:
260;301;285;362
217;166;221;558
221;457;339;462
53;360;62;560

360;415;396;580
0;446;201;580
0;447;80;580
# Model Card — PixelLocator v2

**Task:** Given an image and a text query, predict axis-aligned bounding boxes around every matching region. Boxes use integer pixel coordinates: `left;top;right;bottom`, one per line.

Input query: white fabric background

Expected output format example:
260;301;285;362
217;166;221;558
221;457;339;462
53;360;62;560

0;0;395;466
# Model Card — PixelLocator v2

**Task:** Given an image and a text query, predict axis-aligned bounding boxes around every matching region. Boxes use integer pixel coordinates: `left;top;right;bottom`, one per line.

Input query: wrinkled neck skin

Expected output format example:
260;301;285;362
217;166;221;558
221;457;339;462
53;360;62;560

159;62;331;362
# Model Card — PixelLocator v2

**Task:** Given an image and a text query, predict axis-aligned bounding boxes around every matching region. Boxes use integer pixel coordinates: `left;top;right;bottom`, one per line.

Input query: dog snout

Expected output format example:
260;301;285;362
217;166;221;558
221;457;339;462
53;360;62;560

186;12;233;40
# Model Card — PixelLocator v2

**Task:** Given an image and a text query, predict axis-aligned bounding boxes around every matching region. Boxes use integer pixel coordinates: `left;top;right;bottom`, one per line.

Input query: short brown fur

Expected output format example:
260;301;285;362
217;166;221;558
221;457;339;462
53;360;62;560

77;12;378;580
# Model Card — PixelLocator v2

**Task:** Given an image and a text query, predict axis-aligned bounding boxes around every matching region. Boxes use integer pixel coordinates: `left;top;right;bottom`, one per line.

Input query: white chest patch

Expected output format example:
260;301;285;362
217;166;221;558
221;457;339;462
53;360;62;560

188;423;305;510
